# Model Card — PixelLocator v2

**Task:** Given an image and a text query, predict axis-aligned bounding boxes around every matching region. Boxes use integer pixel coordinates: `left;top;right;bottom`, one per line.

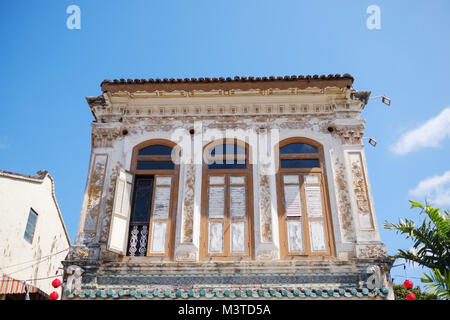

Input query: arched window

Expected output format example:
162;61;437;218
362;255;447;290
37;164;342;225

200;139;253;260
125;140;180;258
276;138;334;259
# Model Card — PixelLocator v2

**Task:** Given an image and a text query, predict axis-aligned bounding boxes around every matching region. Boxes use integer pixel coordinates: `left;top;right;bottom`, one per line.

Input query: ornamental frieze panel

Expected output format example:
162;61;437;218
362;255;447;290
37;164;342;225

333;157;356;242
91;100;363;124
82;154;108;234
259;174;273;243
68;246;90;260
99;162;121;243
356;244;388;259
116;115;343;136
175;250;197;262
181;164;196;243
106;86;347;99
348;153;375;230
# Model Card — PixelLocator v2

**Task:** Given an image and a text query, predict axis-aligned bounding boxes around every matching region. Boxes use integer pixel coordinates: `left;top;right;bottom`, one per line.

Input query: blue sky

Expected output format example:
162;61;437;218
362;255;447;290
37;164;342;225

1;0;449;287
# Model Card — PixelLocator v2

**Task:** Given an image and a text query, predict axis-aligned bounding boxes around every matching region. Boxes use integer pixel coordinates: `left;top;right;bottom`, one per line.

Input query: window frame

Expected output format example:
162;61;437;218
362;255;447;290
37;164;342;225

275;137;335;260
200;138;254;261
24;208;38;244
129;139;180;259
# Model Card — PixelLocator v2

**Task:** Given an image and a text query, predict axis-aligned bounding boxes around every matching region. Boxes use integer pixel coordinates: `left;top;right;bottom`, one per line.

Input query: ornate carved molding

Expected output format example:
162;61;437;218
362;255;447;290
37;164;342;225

175;251;197;262
105;85;349;98
99;162;121;243
356;244;388;259
259;174;273;243
91;127;121;148
334;124;365;145
255;250;278;261
333;157;356;242
82;154;108;235
348;153;375;230
118;115;344;137
90;99;364;125
68;246;90;260
181;164;195;243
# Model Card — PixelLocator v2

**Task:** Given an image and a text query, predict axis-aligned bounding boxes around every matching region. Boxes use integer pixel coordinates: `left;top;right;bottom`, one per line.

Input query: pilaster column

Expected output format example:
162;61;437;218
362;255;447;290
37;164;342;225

70;125;120;261
334;120;388;259
174;126;202;261
254;129;280;260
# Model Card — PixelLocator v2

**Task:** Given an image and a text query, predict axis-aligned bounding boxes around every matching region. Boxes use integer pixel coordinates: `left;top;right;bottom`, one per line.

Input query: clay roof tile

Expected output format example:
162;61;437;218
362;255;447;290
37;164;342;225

100;73;354;93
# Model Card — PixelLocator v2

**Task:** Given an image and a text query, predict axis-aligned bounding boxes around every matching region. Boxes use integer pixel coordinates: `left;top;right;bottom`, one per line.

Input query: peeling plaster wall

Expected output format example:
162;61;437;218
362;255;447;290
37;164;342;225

0;175;70;296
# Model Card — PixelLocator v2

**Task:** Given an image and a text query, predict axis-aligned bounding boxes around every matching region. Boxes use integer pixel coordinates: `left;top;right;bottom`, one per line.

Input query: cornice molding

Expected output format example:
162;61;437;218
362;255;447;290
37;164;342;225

90;102;364;124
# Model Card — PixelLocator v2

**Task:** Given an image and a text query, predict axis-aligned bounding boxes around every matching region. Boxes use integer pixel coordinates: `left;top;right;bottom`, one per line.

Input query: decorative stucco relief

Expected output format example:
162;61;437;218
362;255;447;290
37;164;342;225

92;90;366;122
92;127;121;148
357;244;388;259
333;157;356;242
259;174;273;243
174;250;197;262
98;114;356;140
123;120;186;135
83;154;108;234
348;153;374;230
69;246;90;260
334;125;365;145
181;164;195;243
255;250;278;261
99;162;122;243
77;233;96;246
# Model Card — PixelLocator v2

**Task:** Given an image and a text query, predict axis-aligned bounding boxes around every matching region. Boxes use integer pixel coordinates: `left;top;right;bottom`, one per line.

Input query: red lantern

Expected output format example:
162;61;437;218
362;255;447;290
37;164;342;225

52;278;62;288
406;293;416;300
403;280;413;289
49;291;59;300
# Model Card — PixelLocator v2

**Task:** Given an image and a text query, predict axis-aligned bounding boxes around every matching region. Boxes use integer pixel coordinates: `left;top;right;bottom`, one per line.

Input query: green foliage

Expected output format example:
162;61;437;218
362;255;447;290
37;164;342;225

421;268;450;299
384;201;450;299
393;284;437;300
383;201;450;272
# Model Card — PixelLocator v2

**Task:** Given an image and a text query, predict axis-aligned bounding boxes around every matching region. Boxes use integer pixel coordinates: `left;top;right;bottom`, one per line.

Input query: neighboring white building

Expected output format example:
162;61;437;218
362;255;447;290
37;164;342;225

0;170;71;300
64;74;394;300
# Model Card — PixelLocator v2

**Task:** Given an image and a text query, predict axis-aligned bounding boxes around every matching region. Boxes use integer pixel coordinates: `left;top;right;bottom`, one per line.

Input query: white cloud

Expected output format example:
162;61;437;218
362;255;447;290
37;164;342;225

409;171;450;207
390;107;450;155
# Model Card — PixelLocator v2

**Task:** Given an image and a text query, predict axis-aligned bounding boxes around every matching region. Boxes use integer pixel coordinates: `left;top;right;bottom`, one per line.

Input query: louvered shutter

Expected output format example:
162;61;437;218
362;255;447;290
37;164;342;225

107;168;133;255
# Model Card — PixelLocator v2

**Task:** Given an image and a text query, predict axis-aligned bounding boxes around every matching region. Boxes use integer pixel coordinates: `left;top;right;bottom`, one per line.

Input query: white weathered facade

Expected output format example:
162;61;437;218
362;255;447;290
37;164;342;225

63;74;393;300
0;170;71;299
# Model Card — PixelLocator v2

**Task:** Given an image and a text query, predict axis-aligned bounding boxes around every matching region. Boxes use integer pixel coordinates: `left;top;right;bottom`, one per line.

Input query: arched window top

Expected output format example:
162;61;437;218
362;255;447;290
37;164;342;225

204;140;248;170
279;139;321;170
138;144;173;156
210;144;246;156
280;143;318;154
133;140;179;172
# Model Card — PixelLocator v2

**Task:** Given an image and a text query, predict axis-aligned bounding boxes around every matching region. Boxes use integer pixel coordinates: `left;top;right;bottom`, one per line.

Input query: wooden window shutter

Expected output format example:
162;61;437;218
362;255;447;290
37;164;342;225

107;168;134;255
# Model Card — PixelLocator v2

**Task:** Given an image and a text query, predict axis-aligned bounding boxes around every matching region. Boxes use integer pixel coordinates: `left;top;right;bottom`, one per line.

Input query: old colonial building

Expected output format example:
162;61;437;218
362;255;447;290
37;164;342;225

62;74;393;300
